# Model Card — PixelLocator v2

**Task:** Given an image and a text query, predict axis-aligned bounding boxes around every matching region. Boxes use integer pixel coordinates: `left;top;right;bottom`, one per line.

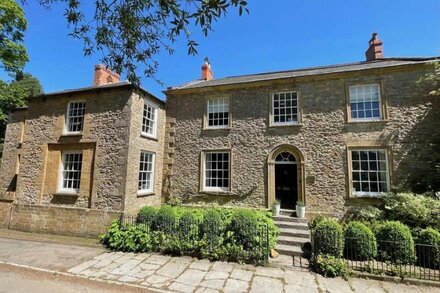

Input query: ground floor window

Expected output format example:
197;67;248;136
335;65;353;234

203;151;230;192
60;152;83;193
351;149;389;196
138;151;155;193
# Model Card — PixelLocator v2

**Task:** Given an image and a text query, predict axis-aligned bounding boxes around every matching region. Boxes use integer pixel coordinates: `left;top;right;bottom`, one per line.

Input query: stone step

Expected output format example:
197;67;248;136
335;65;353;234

278;228;310;238
274;221;309;230
272;216;308;223
275;244;303;256
277;235;310;246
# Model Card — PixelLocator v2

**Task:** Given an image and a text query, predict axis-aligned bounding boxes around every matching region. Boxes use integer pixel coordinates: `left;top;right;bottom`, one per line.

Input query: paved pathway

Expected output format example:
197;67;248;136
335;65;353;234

68;251;439;293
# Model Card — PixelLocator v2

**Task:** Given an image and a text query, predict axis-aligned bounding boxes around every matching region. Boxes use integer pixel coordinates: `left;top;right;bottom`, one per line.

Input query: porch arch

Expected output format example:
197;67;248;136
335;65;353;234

267;144;306;208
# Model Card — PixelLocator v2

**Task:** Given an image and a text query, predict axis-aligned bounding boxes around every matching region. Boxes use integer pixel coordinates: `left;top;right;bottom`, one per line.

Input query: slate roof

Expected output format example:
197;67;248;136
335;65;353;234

167;57;439;91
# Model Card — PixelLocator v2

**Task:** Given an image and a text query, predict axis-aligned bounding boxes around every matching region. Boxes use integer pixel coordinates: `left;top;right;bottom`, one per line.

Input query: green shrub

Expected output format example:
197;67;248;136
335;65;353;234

312;254;352;280
383;193;440;230
343;206;383;223
375;221;416;264
100;220;152;253
201;209;225;249
308;214;326;230
344;222;377;261
231;209;260;250
137;206;157;227
153;205;177;233
314;218;344;257
416;227;440;268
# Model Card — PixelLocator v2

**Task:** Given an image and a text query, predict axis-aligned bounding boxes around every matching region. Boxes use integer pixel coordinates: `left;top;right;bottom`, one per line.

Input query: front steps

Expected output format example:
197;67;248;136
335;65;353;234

273;215;310;257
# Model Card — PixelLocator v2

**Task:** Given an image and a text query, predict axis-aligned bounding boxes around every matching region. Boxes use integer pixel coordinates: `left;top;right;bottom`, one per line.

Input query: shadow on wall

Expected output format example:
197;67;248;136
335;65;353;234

395;100;440;193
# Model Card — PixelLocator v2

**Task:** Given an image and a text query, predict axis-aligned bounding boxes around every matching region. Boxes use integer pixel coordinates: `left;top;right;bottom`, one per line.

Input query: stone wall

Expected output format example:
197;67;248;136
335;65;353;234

13;88;133;211
165;65;439;215
123;90;166;214
8;204;121;237
0;201;12;228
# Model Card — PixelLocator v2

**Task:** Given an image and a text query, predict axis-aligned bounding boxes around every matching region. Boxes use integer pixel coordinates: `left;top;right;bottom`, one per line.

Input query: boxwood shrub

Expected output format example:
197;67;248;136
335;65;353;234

344;221;377;261
375;221;416;264
416;227;440;268
101;205;278;265
314;218;344;257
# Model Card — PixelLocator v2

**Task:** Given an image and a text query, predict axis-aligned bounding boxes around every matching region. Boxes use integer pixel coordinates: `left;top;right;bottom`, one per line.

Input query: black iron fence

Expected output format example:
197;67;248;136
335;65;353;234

119;214;270;265
312;232;440;281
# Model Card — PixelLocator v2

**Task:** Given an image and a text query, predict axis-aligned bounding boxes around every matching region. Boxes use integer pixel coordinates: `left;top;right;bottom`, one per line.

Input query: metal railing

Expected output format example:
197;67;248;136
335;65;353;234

312;232;440;281
119;214;270;265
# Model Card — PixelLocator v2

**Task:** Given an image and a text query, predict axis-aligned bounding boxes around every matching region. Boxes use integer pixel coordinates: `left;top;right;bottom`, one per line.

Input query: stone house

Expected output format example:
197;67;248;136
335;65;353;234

0;33;438;235
164;33;439;216
0;65;166;235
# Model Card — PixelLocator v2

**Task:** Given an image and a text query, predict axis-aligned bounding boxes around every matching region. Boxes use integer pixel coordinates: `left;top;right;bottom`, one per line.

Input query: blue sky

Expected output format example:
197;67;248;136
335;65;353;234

2;0;440;99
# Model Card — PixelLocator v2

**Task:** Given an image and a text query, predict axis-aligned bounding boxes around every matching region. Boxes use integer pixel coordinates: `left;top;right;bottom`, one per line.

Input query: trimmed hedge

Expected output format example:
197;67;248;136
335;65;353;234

416;227;440;268
314;218;344;257
101;205;278;265
375;221;416;264
344;221;377;261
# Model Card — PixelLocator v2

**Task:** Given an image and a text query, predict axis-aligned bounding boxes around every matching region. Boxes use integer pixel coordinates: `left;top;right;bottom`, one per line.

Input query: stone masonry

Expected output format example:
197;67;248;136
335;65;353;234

165;64;439;215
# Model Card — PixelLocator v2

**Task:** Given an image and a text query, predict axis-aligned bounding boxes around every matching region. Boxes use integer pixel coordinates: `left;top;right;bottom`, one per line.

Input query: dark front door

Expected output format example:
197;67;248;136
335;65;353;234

275;164;297;210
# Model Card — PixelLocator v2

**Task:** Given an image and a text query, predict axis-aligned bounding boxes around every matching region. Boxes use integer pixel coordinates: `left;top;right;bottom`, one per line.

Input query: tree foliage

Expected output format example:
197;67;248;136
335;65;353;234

0;73;43;157
38;0;248;84
0;0;29;73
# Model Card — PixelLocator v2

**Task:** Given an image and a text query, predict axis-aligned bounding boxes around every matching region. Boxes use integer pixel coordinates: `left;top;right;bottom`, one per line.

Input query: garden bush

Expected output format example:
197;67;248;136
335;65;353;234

313;218;344;257
375;221;416;264
308;214;326;230
101;205;278;265
312;254;352;280
416;227;440;268
383;193;440;230
344;221;377;261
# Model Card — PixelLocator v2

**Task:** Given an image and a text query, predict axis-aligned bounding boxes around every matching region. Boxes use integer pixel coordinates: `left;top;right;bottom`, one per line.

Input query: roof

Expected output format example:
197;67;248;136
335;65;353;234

31;81;165;105
167;57;439;92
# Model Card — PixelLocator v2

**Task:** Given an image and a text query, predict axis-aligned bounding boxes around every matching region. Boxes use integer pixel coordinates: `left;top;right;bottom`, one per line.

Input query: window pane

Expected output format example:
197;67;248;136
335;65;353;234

349;84;381;120
61;152;82;191
272;92;298;124
142;102;157;136
207;98;229;127
351;149;388;195
66;102;85;133
138;151;155;192
204;152;230;190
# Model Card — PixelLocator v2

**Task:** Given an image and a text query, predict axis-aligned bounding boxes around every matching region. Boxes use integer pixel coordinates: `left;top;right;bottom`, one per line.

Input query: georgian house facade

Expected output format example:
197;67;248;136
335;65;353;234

0;33;438;235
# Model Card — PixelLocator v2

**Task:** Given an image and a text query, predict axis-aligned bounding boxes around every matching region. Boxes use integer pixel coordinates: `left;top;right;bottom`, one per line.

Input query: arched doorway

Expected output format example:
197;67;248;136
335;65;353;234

267;145;305;210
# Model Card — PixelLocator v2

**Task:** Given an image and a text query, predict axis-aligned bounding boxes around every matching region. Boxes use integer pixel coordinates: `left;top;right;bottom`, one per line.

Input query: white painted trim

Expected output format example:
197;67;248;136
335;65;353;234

271;91;299;126
64;101;86;135
201;150;231;192
142;100;158;139
57;151;83;194
138;150;155;194
205;97;230;129
348;83;382;122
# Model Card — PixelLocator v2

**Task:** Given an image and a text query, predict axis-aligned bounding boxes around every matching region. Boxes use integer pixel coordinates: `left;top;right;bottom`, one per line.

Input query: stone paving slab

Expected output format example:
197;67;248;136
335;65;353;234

67;251;440;293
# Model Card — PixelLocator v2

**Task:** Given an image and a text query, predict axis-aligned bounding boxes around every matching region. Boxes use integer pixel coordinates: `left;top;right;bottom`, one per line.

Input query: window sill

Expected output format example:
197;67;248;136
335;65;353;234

140;133;158;141
61;132;83;137
199;190;231;195
54;191;80;196
202;126;232;131
346;119;388;125
137;191;155;197
269;123;303;128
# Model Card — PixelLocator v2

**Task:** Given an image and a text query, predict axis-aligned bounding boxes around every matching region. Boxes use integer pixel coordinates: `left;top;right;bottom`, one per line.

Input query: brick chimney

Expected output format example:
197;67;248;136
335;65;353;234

201;57;213;81
365;32;384;61
93;64;120;86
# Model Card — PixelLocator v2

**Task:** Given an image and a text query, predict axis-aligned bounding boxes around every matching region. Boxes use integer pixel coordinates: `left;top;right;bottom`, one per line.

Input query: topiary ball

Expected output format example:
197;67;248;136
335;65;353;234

313;218;344;257
375;221;416;264
344;221;377;261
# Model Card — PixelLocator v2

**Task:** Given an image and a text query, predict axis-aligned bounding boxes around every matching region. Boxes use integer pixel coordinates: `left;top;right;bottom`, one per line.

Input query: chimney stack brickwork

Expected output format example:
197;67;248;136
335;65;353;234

201;57;214;81
93;64;120;86
365;32;384;61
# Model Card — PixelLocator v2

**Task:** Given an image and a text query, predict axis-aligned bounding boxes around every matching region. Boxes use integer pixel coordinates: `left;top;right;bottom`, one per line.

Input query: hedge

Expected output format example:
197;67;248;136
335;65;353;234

101;205;279;265
416;227;440;268
313;218;344;257
375;221;416;264
344;221;377;261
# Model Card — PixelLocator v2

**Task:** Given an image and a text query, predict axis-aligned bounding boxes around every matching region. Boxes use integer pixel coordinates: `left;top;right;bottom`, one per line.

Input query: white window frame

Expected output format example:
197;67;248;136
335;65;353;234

141;101;158;139
272;91;299;126
350;149;390;197
206;97;230;129
202;151;231;192
348;84;382;122
138;150;155;194
58;151;83;194
64;101;86;134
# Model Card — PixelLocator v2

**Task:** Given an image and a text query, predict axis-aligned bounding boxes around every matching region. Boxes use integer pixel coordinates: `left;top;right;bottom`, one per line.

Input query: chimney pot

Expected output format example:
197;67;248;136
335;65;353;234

201;57;213;81
365;32;384;61
93;64;120;86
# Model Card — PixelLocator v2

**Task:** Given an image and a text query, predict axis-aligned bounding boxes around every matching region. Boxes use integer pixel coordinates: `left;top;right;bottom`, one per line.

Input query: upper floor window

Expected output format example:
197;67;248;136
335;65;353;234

65;101;85;134
272;92;298;125
207;97;229;128
142;101;158;138
202;151;230;192
138;151;155;193
349;84;382;121
59;152;83;193
350;149;389;196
